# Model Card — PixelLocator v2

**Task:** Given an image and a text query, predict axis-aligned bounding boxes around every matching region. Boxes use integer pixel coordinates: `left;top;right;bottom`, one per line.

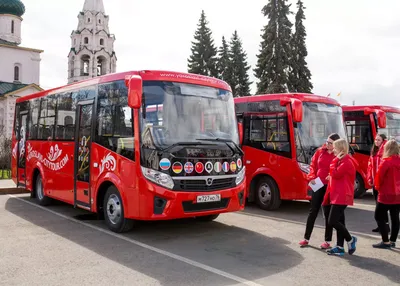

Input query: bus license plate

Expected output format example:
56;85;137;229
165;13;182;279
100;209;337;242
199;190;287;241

196;194;221;203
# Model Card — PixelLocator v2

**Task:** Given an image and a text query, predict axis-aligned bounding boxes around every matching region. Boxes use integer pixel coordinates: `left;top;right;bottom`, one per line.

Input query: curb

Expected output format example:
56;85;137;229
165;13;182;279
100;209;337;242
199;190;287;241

0;188;29;195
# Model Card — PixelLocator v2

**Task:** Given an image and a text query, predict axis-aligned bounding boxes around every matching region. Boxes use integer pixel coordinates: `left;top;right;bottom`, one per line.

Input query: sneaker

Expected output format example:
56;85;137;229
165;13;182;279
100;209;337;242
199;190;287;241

320;242;332;249
373;241;391;249
327;246;345;256
390;242;396;248
299;239;309;247
348;236;358;255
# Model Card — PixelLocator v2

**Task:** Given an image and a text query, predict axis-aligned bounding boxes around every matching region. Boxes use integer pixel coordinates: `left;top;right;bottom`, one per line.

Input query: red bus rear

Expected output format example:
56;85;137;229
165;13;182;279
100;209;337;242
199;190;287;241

234;93;346;210
343;105;400;197
11;70;246;232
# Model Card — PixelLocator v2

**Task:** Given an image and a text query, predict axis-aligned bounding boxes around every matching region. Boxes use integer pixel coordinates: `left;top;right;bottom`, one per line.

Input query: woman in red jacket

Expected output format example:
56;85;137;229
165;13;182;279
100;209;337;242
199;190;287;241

323;139;358;256
299;133;340;249
368;134;388;232
373;139;400;249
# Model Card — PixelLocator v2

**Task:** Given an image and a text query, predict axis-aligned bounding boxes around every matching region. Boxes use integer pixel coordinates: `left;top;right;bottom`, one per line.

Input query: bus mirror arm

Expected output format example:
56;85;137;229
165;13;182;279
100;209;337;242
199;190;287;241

238;122;243;145
364;108;386;128
280;97;303;123
125;75;143;109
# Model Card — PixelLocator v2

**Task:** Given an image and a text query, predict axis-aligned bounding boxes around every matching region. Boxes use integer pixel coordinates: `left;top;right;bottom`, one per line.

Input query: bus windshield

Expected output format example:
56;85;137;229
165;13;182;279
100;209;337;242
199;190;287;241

295;102;347;164
380;112;400;143
140;81;238;150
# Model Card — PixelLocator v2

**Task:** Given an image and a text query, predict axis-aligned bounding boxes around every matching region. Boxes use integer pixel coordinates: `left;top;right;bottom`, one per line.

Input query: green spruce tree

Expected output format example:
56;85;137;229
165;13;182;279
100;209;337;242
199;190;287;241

187;10;218;77
229;31;252;97
289;0;313;93
217;36;232;83
254;0;293;94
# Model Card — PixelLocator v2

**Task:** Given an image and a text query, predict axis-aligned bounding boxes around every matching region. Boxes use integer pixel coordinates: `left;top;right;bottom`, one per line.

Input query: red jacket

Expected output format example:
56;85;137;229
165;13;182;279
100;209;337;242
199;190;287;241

323;155;356;206
307;146;336;185
374;155;400;205
367;140;387;185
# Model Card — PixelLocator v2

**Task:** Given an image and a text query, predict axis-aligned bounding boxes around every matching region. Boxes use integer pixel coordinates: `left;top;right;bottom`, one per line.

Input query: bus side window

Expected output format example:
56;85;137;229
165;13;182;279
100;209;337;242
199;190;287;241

96;80;135;161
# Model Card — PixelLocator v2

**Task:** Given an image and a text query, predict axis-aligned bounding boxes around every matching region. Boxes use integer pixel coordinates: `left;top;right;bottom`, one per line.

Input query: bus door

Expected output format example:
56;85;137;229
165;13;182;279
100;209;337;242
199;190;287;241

74;99;94;210
16;109;28;187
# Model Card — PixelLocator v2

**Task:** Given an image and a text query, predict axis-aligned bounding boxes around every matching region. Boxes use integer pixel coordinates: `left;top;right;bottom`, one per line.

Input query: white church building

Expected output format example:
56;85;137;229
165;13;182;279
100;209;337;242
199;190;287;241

0;0;43;138
68;0;117;83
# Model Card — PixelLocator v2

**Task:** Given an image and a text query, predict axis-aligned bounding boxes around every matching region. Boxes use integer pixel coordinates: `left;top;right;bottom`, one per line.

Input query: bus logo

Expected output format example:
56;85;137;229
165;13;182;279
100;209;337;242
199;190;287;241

206;178;213;186
100;153;116;174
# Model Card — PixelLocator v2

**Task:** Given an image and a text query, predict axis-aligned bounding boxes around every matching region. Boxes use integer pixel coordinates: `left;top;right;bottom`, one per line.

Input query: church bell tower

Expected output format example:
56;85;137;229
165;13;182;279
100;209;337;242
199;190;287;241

67;0;117;83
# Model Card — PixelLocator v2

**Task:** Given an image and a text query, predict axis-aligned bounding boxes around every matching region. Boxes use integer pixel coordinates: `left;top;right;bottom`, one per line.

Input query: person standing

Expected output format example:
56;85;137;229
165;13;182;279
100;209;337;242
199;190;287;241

373;139;400;248
368;134;389;233
323;139;358;256
299;133;340;249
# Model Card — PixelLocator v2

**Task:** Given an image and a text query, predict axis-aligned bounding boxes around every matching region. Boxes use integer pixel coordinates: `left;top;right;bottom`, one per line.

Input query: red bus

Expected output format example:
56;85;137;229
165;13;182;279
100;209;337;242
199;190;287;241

343;105;400;197
11;70;246;232
234;93;347;210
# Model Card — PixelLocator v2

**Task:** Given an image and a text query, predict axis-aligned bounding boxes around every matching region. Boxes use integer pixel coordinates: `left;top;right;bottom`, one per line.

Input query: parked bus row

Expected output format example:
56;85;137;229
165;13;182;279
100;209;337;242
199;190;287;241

11;70;400;232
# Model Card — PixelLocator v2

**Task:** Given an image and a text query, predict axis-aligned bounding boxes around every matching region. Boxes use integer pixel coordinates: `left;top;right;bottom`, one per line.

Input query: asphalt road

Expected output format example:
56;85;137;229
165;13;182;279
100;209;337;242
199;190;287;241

0;192;399;286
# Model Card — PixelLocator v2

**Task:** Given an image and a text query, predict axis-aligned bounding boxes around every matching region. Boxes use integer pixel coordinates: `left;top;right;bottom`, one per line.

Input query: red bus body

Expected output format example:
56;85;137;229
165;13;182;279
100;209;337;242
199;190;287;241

343;105;400;197
235;93;346;210
11;70;246;232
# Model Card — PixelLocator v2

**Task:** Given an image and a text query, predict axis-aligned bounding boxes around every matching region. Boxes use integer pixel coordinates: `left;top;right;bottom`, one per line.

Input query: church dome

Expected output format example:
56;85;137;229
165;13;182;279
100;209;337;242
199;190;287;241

0;0;25;17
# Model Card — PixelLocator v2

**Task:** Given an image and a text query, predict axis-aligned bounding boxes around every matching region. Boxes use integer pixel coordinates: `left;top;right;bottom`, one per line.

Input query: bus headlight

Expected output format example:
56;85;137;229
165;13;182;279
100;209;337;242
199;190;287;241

141;167;174;189
298;162;310;174
235;166;246;186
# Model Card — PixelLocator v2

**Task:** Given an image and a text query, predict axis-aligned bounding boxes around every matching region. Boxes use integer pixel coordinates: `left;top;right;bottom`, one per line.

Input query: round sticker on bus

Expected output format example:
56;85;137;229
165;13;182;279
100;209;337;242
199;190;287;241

159;158;171;170
230;161;237;172
172;162;183;174
205;161;213;173
222;162;230;173
214;162;222;173
184;162;194;174
195;162;204;174
237;158;242;169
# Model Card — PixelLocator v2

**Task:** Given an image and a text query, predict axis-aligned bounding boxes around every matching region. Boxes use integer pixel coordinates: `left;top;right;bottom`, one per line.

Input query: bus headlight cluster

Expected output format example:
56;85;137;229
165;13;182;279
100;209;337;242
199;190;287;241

235;166;246;186
298;162;310;174
141;167;174;189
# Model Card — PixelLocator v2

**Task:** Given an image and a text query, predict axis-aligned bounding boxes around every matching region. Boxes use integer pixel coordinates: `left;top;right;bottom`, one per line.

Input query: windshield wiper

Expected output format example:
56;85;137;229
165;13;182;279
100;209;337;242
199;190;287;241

196;138;244;156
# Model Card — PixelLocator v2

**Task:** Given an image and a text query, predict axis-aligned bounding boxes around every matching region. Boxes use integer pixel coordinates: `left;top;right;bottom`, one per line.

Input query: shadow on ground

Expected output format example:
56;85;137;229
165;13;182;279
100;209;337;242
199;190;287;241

6;196;304;285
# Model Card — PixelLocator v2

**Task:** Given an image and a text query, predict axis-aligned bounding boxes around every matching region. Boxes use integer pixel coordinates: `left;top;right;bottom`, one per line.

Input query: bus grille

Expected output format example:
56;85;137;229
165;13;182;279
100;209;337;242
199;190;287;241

182;198;230;213
174;178;235;191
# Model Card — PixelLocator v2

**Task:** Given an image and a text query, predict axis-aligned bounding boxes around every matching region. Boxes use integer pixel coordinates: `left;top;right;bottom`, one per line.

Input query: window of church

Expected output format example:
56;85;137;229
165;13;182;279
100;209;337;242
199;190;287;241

11;20;14;34
100;39;104;45
84;37;89;44
14;66;20;81
88;18;91;23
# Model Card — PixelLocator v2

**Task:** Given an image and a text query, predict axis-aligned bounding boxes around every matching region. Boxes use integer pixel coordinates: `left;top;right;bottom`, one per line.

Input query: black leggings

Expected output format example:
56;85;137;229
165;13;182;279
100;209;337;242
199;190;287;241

324;205;352;247
304;185;333;241
375;203;400;242
373;188;389;225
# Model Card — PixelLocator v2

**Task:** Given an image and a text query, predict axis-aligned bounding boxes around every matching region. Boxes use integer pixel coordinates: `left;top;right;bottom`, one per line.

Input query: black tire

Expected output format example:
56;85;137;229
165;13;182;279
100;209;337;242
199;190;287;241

103;185;135;233
196;214;220;222
254;176;281;210
354;173;366;198
35;174;51;206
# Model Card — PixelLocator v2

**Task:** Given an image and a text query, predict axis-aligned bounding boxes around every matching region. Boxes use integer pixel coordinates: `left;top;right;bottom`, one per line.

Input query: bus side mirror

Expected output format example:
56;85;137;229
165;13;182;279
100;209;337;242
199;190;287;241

238;122;243;145
280;98;303;123
125;75;142;109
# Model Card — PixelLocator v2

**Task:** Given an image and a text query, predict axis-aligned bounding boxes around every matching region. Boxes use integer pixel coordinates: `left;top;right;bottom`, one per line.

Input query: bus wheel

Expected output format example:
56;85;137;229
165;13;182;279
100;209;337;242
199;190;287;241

255;177;281;210
354;173;366;198
103;186;134;233
35;174;51;206
196;214;219;222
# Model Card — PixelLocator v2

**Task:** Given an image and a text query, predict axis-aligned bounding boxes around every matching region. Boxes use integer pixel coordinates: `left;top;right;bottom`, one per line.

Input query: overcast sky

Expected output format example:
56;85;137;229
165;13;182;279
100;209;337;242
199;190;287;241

21;0;400;106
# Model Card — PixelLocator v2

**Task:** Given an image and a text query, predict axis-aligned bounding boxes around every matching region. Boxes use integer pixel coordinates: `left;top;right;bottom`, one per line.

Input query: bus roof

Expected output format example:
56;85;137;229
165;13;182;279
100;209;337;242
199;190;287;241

234;93;340;106
342;105;400;114
16;70;232;103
